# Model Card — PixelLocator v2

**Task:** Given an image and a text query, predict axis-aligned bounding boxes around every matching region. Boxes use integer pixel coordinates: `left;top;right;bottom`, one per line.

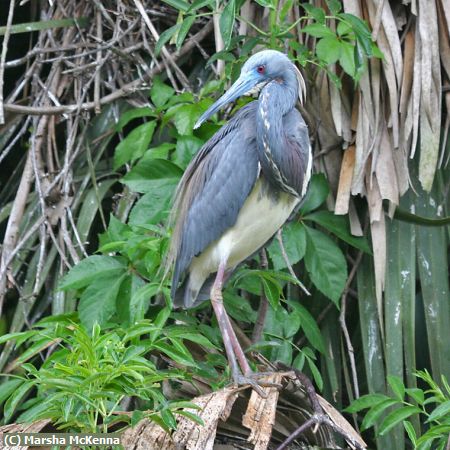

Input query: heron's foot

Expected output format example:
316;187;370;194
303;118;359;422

232;370;283;398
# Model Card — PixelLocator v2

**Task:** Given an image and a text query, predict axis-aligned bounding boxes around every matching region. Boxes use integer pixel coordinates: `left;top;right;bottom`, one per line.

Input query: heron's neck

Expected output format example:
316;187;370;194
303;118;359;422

256;80;298;194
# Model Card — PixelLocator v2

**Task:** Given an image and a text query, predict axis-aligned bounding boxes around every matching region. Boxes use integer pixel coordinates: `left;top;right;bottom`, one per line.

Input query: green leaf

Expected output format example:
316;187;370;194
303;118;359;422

77;180;117;246
98;215;130;249
261;277;282;310
418;426;446;448
14;338;57;366
372;43;384;59
150;78;175;108
266;221;306;270
155;24;181;55
148;143;176;159
0;379;25;405
164;327;217;348
403;421;417;446
224;292;257;323
253;0;275;8
175;409;204;425
302;23;335;38
293;352;305;370
279;0;294;21
59;256;126;290
282;310;301;338
427;400;450;422
326;0;341;14
338;13;371;40
176;15;196;49
207;50;236;66
161;0;190;12
124;322;159;341
122;157;183;193
416;424;450;447
117;274;147;324
78;273;127;329
131;410;145;426
16;398;53;423
199;80;223;97
339;41;356;77
241;37;261;56
299;174;329;214
174;135;204;168
155;306;172;330
361;399;399;431
114;121;156;169
161;408;177;430
415;180;450;384
0;330;36;346
394;208;450;227
337;20;352;37
128;188;174;225
289;302;325;353
115;107;155;131
129;283;161;323
3;380;35;421
166;102;209;135
304;226;347;304
304;210;371;253
316;36;341;64
326;69;342;89
219;0;235;49
153;341;196;366
379;406;422;435
0;18;89;36
309;362;324;391
345;393;391;413
388;375;405;401
301;5;326;23
353;45;366;83
356;255;393;446
406;388;425;405
187;0;214;12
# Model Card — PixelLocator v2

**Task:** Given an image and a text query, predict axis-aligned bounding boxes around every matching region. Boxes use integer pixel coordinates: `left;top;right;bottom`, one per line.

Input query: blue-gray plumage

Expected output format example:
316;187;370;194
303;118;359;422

167;50;312;393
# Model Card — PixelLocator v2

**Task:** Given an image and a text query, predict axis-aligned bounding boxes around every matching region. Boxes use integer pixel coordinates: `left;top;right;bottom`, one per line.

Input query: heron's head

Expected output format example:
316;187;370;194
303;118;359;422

194;50;305;129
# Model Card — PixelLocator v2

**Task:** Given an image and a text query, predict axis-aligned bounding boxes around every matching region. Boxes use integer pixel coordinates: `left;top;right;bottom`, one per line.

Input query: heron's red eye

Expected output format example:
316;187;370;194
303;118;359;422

256;65;265;74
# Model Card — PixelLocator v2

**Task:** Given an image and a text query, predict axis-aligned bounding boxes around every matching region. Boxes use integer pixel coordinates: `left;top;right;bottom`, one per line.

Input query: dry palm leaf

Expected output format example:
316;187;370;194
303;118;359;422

121;373;366;450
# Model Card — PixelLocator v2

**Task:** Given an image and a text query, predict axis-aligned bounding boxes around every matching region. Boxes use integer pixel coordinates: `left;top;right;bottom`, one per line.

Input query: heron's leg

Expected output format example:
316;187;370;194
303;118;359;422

221;313;252;375
210;263;275;398
210;260;241;382
210;261;252;376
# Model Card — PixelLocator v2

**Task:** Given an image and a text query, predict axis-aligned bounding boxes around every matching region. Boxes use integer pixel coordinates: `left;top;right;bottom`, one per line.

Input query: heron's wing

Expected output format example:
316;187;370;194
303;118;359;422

171;102;259;296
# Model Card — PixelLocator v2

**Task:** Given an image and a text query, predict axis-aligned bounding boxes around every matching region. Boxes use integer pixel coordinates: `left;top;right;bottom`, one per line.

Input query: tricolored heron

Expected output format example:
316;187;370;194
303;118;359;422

168;50;312;391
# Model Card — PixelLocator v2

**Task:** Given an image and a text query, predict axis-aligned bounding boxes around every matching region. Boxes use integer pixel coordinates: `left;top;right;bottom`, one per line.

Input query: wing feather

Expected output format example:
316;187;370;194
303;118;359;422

170;102;259;297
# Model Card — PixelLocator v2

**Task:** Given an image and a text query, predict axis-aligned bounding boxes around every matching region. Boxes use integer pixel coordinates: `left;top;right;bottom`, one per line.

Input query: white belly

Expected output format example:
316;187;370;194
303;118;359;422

189;178;299;285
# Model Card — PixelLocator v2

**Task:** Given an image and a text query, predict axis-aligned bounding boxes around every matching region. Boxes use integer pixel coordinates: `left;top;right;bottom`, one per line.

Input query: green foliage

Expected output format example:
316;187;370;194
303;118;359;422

155;1;380;87
0;8;377;432
53;76;373;393
346;371;450;449
0;314;205;432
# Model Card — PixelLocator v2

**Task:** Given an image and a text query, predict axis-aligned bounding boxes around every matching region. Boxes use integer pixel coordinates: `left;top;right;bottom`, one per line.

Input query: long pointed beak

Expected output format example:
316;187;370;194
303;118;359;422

194;72;259;129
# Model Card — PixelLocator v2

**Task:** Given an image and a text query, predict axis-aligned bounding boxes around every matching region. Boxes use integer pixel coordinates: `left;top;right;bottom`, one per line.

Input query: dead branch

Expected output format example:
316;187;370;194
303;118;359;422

3;20;213;116
276;363;367;450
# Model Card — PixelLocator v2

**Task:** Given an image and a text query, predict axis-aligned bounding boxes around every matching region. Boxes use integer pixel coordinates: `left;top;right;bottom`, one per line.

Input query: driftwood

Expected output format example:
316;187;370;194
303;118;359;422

122;371;366;450
0;372;365;450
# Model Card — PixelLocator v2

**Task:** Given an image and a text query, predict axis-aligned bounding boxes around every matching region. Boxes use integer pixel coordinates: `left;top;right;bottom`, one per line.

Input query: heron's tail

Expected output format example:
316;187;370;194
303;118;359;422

173;273;215;309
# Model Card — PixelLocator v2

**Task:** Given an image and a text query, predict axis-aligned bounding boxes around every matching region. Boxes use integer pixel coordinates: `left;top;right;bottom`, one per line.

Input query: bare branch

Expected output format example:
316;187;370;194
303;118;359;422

276;229;311;296
0;0;16;124
3;20;213;116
